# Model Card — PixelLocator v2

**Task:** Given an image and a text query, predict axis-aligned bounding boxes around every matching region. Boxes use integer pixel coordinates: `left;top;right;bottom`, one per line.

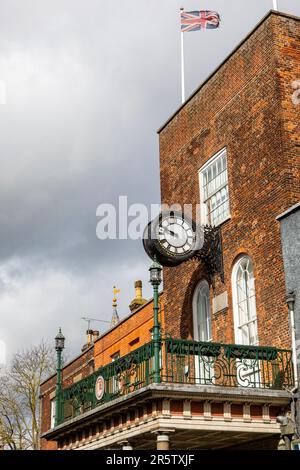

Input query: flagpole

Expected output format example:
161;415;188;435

180;7;185;103
273;0;278;10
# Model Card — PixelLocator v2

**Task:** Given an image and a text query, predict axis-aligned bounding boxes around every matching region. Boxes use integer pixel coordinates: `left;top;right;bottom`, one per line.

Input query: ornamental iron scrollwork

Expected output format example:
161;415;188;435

163;338;293;390
191;225;224;283
59;341;155;424
58;337;293;426
142;214;224;281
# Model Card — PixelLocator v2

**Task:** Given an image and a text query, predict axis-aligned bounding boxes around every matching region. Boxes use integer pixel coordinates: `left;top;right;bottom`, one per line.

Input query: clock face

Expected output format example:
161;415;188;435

157;215;195;255
143;211;203;267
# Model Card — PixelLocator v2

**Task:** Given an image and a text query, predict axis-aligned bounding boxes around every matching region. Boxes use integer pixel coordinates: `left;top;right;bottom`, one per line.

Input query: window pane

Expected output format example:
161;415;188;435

207;167;212;182
195;281;211;342
51;399;56;428
200;149;230;226
212;163;217;179
235;257;258;345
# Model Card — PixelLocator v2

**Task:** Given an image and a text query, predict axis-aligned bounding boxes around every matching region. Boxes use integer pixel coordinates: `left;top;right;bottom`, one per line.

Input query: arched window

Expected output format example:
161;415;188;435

232;256;258;345
193;280;212;342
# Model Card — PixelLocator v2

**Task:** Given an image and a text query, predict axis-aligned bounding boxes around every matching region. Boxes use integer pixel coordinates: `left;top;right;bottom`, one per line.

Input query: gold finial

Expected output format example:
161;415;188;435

112;286;120;307
111;286;120;327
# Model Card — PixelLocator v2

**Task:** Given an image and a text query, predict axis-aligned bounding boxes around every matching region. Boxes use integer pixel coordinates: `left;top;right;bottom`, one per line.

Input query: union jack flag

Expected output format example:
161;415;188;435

181;10;220;33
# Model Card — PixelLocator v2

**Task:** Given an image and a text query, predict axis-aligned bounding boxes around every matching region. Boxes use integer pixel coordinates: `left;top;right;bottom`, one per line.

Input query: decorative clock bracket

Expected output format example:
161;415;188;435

142;213;224;283
191;225;225;284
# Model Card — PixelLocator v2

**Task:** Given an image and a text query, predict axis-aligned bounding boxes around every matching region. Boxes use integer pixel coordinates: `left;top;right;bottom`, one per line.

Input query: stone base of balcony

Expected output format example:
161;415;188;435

42;383;291;450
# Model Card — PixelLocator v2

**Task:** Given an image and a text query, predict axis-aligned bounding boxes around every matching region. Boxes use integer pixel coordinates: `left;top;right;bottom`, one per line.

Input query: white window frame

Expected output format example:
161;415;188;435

199;147;231;227
50;398;56;429
232;255;258;346
192;279;212;343
192;280;214;384
111;351;120;393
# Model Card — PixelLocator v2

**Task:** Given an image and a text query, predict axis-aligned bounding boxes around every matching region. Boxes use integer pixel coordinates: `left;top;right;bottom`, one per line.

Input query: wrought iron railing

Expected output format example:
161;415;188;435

57;338;293;425
58;341;155;425
162;338;294;389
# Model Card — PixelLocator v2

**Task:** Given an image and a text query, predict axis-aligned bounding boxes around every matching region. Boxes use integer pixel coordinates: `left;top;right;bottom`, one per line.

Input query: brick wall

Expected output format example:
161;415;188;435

94;296;164;369
274;14;300;205
158;12;300;349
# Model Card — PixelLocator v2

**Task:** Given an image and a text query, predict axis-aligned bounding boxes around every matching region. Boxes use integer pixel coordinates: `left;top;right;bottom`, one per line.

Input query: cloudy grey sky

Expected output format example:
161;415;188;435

0;0;299;362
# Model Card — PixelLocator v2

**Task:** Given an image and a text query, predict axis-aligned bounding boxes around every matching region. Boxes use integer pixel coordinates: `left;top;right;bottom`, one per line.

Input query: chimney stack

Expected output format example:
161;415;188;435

82;329;99;352
86;329;94;346
92;330;100;342
135;280;142;300
129;280;148;312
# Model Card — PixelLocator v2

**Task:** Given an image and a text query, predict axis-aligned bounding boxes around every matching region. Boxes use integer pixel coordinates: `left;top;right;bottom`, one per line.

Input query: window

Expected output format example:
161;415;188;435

193;280;212;342
111;351;120;394
232;256;258;345
50;399;56;429
192;280;213;384
199;148;230;226
129;337;139;347
111;351;120;362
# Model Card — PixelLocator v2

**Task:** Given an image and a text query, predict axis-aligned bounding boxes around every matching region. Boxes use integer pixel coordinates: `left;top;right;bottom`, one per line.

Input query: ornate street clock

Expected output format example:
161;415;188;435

143;211;203;267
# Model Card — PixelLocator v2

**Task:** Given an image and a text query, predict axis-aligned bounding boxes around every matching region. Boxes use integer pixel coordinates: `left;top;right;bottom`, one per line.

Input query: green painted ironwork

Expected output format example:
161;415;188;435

149;257;162;384
57;341;155;425
57;338;294;425
163;338;294;389
55;348;63;426
152;283;161;384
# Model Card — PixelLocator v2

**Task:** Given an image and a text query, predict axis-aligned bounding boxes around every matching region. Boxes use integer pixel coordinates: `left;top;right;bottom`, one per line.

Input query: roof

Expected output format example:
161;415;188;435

40;291;163;386
157;10;300;134
40;343;94;387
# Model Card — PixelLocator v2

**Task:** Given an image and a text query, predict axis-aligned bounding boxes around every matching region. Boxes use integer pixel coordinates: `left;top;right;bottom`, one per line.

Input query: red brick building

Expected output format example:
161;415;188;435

40;343;95;450
159;9;299;350
40;285;163;450
40;10;299;450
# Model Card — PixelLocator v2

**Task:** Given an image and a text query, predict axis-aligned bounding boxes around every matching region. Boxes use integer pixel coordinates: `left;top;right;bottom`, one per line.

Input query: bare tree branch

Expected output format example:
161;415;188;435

0;340;56;450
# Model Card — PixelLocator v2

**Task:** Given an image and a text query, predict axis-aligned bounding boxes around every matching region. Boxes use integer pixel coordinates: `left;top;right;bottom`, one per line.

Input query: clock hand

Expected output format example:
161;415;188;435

166;227;179;238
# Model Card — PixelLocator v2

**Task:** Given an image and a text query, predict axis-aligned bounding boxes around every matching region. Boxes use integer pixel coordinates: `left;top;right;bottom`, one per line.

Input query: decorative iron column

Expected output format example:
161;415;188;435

55;328;65;426
149;257;162;384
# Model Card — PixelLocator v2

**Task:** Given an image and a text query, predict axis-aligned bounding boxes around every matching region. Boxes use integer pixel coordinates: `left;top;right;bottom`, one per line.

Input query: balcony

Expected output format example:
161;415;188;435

56;338;293;426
